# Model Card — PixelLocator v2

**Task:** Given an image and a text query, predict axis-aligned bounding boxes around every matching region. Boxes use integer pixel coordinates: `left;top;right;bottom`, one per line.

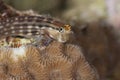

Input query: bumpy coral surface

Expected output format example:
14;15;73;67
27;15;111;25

0;41;98;80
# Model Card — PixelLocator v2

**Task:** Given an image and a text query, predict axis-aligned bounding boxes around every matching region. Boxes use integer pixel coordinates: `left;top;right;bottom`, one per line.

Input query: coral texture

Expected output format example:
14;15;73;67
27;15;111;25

0;41;99;80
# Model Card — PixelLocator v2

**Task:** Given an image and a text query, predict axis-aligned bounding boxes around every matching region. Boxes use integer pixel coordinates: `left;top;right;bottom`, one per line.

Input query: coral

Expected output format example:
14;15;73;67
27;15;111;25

64;43;99;80
0;46;47;80
74;57;99;80
45;57;73;80
64;44;82;63
0;41;99;80
37;41;65;66
25;46;47;80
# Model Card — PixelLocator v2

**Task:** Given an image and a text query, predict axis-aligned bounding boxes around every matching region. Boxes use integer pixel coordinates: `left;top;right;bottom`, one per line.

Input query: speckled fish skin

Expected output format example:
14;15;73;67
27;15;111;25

0;15;65;37
0;15;73;45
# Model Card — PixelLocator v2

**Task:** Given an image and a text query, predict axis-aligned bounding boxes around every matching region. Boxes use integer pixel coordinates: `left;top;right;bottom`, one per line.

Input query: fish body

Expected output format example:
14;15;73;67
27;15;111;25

0;15;72;47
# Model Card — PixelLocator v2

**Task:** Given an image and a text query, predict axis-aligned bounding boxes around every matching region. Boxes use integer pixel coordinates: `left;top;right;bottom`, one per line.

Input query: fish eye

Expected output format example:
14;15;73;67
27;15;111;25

59;27;64;32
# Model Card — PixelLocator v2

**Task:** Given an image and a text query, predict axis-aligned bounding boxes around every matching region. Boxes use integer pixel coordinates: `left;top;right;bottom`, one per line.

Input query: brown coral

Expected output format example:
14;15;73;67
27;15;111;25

74;56;99;80
0;40;99;80
37;41;64;66
64;44;82;63
63;43;99;80
0;46;47;80
45;57;73;80
25;46;47;80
